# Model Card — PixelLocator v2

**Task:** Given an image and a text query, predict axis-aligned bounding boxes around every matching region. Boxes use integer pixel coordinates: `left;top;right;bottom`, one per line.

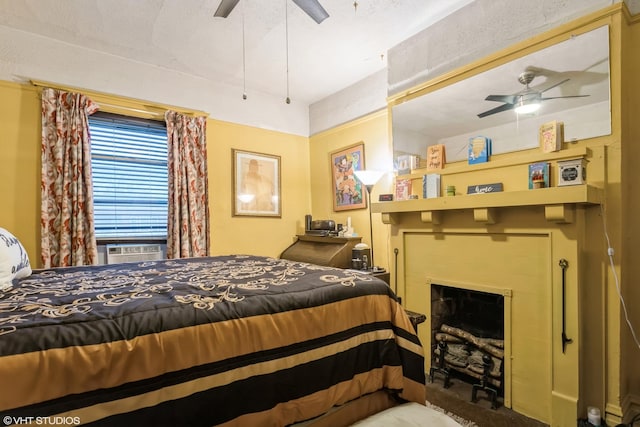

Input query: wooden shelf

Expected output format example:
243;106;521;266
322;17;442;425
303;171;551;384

396;146;590;180
372;185;602;224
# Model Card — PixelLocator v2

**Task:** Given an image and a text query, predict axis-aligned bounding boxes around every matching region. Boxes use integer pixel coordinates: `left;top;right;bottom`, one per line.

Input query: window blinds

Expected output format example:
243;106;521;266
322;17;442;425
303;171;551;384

89;112;168;239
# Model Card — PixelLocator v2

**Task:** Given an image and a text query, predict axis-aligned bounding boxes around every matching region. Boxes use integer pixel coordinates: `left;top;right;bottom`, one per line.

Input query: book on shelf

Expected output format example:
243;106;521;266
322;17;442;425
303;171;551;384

396;154;419;175
395;178;412;201
426;144;446;171
468;136;492;164
539;120;564;153
528;162;550;189
422;174;441;198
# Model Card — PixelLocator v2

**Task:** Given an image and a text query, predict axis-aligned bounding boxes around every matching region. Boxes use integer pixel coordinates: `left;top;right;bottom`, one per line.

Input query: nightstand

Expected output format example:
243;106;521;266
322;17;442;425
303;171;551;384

371;271;390;285
404;309;426;333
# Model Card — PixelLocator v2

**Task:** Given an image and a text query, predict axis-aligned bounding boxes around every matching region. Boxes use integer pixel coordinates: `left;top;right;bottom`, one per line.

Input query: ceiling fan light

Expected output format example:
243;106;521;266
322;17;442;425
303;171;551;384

514;100;541;115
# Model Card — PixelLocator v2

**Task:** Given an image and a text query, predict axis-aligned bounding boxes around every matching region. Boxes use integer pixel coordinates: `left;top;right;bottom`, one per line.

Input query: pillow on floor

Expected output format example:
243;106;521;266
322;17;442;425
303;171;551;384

351;402;463;427
0;227;32;291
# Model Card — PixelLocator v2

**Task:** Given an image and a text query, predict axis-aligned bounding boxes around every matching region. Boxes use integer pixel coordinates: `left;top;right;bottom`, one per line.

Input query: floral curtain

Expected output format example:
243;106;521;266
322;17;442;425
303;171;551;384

41;88;99;268
165;111;210;258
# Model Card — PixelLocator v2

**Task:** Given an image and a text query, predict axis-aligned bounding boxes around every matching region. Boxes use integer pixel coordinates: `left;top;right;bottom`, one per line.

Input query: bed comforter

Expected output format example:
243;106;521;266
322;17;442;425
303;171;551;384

0;255;425;426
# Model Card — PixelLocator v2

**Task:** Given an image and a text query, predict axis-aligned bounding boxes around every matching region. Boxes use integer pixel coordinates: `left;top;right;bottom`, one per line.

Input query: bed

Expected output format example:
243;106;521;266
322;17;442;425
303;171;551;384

0;254;425;426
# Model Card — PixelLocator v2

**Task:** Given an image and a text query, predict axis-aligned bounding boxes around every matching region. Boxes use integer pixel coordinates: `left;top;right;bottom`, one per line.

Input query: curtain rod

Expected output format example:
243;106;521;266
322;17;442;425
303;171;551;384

95;102;165;118
30;79;209;118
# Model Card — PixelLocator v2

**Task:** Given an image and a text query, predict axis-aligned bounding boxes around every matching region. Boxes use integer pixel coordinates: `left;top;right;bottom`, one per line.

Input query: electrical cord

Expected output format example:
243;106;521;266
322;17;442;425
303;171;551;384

600;204;640;350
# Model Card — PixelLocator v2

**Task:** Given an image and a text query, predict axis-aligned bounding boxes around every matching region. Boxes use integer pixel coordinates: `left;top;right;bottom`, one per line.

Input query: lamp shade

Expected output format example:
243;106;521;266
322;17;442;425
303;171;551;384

354;170;385;187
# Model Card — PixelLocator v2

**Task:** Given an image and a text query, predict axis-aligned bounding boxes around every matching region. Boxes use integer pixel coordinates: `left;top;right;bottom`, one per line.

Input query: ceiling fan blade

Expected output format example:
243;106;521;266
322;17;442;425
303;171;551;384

292;0;329;24
477;103;516;118
541;95;590;100
485;94;517;104
214;0;240;18
540;78;570;94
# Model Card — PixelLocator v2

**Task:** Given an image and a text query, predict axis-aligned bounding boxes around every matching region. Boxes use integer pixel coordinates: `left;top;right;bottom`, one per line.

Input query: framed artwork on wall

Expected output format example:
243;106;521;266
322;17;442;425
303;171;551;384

330;142;366;211
232;149;281;217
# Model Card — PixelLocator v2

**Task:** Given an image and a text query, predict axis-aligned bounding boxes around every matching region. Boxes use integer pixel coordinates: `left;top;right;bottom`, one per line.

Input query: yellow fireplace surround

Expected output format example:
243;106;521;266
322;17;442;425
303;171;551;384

374;4;640;426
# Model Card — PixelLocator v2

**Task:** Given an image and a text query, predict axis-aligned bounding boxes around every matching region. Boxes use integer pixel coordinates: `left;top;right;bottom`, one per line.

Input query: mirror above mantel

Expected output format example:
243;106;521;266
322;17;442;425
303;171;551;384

391;25;611;165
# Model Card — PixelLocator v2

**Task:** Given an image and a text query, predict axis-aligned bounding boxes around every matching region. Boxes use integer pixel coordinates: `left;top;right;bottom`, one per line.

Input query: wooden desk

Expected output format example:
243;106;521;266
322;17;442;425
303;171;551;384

280;235;361;269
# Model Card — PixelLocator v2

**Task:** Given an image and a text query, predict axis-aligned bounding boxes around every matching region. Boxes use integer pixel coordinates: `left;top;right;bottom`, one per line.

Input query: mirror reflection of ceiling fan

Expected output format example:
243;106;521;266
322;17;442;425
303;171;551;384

477;70;590;118
214;0;330;24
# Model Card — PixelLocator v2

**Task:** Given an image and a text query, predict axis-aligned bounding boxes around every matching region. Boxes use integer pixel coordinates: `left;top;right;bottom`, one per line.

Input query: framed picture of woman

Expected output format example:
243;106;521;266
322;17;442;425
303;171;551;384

232;149;281;217
330;143;366;211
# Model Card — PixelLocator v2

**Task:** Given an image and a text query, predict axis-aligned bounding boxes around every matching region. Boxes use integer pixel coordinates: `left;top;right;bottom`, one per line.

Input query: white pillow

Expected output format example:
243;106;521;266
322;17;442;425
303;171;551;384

0;227;32;291
351;402;463;427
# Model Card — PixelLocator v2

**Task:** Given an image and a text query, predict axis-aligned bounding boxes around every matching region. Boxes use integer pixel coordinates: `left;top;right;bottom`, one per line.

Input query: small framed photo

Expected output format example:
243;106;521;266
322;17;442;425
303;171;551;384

330;142;366;211
232;149;281;217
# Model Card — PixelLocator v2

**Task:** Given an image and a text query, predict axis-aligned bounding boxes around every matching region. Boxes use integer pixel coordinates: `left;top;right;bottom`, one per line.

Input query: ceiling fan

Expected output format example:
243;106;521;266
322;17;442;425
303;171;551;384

477;70;590;118
214;0;330;24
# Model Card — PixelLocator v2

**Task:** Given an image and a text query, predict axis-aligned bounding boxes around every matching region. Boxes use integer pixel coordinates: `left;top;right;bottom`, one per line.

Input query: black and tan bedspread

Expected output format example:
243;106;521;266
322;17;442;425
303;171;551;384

0;255;425;426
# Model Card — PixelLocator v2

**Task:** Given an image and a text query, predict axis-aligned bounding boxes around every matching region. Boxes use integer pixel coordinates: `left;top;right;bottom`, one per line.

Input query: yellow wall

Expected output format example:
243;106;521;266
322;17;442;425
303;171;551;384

0;81;40;264
207;119;310;257
0;81;311;266
308;110;394;273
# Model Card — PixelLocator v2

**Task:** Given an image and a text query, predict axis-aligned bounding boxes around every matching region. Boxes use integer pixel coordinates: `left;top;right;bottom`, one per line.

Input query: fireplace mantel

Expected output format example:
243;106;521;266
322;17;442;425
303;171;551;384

372;184;602;225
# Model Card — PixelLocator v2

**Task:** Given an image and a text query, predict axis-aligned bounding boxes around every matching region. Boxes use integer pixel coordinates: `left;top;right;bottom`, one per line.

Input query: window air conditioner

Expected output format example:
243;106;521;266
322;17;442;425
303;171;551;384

106;244;163;264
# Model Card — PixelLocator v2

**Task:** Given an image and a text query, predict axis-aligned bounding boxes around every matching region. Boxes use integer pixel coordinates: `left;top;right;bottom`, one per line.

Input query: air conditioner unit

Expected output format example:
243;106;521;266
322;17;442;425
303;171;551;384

106;244;163;265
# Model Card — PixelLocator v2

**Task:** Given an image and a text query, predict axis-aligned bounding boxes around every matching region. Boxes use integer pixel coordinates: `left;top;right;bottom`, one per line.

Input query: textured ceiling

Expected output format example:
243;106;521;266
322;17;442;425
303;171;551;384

0;0;474;105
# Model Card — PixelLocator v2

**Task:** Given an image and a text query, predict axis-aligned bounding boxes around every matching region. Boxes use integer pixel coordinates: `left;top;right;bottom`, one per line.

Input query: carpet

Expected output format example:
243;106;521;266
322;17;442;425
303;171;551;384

425;400;479;427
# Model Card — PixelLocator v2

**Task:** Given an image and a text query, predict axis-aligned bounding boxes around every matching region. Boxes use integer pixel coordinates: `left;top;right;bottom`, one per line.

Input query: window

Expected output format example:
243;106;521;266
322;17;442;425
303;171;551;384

89;112;168;240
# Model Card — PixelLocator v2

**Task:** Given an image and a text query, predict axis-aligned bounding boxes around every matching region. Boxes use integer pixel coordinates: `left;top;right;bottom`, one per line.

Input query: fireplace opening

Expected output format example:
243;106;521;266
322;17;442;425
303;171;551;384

430;284;505;396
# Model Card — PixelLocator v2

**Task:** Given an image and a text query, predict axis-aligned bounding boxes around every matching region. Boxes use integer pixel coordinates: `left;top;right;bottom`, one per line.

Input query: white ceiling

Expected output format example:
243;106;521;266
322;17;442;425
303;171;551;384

0;0;475;106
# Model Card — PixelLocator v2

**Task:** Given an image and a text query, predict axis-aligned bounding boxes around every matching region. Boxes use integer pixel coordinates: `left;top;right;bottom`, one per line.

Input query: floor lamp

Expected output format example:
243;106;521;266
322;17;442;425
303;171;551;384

354;170;385;272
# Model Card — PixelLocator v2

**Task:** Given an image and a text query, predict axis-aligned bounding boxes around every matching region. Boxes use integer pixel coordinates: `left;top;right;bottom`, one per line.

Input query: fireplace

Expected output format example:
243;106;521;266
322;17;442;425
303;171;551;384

400;227;556;420
373;143;611;425
430;283;506;408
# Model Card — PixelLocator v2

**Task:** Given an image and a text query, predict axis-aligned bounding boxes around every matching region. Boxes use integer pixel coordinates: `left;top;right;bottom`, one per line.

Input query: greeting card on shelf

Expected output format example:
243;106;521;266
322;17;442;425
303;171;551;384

539;120;564;153
395;178;412;201
422;174;441;198
396;154;419;175
426;144;446;171
468;136;492;164
528;162;550;189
